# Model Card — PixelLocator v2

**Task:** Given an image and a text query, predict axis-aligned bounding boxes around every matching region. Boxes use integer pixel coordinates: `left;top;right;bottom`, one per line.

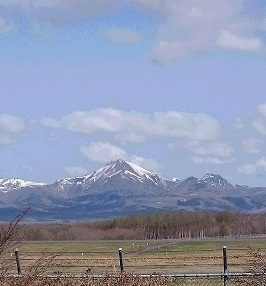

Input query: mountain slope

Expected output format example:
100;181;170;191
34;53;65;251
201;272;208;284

201;174;234;188
52;159;175;196
0;159;266;221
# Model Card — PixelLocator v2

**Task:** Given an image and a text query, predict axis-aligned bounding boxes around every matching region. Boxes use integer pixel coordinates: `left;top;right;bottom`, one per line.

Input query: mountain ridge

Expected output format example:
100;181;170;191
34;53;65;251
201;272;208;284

0;159;265;221
0;161;242;192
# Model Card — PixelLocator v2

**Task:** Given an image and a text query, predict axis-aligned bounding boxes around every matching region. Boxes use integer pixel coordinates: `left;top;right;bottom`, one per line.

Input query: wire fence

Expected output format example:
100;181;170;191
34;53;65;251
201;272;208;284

0;243;265;285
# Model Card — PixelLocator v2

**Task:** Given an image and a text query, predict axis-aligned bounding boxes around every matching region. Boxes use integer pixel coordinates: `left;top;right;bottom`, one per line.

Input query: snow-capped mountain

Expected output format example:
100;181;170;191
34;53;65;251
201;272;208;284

87;159;156;182
201;174;234;188
54;159;175;195
0;159;266;221
0;178;45;192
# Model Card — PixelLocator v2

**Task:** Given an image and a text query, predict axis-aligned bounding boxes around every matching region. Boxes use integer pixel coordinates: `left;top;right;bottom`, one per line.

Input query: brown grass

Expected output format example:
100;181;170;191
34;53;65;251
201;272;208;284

2;239;264;275
0;274;175;286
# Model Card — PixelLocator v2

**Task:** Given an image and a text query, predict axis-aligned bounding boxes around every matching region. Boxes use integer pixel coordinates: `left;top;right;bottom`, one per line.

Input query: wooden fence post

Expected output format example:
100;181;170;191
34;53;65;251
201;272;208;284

223;246;228;286
14;248;21;275
118;248;124;273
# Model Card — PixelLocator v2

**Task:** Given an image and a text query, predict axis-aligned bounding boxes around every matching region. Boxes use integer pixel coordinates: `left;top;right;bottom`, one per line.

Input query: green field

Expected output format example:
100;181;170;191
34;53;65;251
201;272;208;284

1;238;266;276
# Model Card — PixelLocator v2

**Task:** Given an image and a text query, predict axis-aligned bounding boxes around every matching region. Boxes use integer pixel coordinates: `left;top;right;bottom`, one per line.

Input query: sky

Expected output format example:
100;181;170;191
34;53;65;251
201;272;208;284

0;0;266;187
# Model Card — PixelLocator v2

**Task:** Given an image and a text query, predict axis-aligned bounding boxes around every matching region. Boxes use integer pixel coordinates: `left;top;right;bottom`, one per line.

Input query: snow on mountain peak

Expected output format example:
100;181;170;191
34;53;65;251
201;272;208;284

201;174;233;188
0;178;45;192
86;159;155;182
123;160;154;176
55;159;171;191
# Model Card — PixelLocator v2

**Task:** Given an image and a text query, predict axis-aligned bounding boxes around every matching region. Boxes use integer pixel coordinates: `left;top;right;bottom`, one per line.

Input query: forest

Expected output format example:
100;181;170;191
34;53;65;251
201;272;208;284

15;211;266;241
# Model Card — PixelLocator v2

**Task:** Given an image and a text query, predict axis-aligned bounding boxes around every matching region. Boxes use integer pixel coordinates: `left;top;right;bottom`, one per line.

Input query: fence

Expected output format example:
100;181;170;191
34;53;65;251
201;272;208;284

0;241;265;285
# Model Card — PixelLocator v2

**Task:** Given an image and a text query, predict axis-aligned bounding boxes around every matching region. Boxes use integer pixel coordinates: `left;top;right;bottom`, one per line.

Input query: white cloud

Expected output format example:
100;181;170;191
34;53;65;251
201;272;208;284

136;0;264;62
153;112;220;140
65;166;88;177
237;164;257;175
0;0;264;59
192;156;232;165
175;140;233;165
217;30;261;51
237;157;266;175
80;142;127;163
80;141;162;173
0;114;25;144
60;109;126;134
256;157;266;171
252;103;266;135
0;114;25;133
104;27;142;44
130;155;163;174
188;141;233;157
242;138;263;154
42;108;221;143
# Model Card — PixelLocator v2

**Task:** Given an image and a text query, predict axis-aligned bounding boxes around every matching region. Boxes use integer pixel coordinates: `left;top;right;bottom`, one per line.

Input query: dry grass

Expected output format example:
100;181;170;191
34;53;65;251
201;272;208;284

0;274;175;286
2;239;265;275
3;239;261;275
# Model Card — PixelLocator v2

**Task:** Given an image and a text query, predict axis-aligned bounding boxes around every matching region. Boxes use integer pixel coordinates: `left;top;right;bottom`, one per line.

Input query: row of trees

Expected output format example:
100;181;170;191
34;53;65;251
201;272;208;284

13;211;266;241
92;211;266;239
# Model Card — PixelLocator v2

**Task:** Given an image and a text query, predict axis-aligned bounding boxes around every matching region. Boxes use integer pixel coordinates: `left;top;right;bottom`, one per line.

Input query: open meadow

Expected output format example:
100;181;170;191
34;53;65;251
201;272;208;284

1;238;266;285
1;238;266;275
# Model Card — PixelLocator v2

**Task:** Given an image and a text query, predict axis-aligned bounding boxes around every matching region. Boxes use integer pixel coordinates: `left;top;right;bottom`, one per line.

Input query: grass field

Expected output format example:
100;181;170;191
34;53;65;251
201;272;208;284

1;238;266;276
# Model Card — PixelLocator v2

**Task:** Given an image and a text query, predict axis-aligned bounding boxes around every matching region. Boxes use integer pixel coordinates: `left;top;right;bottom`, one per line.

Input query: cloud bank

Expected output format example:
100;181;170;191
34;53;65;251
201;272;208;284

80;141;163;174
41;108;221;143
0;0;264;60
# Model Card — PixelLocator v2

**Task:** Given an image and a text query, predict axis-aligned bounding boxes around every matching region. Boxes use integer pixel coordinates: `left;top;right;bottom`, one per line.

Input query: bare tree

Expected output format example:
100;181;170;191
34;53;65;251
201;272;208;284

0;208;30;255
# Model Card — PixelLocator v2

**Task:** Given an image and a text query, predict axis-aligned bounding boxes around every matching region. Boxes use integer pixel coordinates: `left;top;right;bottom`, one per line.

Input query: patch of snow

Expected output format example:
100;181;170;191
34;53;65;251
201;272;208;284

0;178;46;192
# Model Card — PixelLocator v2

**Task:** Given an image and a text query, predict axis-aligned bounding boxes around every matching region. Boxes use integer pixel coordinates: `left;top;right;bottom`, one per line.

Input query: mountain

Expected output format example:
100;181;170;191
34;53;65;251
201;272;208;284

0;159;266;221
0;178;45;192
52;159;175;196
201;174;234;188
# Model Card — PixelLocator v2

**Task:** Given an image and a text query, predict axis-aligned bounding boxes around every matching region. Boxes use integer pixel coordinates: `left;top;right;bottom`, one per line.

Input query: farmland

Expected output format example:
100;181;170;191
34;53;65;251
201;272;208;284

1;238;266;275
2;210;266;285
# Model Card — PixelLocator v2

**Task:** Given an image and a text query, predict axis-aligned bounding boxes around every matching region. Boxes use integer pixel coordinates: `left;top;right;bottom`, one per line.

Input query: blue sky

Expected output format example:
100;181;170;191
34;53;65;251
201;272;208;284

0;0;266;186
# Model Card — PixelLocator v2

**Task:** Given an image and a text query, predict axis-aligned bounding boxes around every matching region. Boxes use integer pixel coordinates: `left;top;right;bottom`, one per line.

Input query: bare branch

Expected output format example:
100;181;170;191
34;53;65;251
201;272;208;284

0;207;30;255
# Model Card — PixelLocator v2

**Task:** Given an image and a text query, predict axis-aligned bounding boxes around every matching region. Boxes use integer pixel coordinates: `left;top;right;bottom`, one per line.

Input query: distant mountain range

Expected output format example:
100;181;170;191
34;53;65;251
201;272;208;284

0;159;266;221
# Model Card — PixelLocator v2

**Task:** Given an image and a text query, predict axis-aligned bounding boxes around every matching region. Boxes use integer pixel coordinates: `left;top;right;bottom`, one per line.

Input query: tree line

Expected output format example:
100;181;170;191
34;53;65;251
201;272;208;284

6;211;266;241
